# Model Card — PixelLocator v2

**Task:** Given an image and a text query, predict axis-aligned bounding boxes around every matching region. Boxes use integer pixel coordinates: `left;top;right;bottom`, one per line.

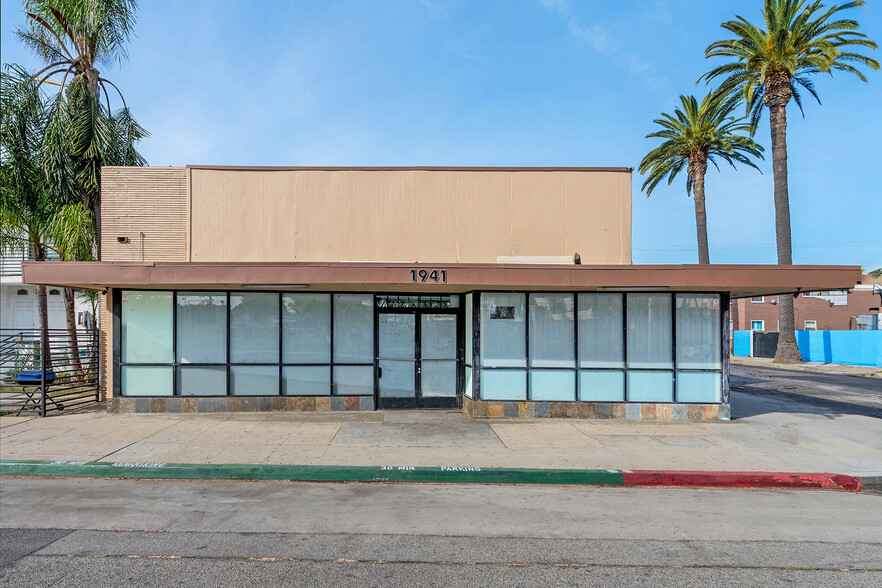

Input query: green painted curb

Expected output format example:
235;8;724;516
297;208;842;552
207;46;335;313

0;459;623;486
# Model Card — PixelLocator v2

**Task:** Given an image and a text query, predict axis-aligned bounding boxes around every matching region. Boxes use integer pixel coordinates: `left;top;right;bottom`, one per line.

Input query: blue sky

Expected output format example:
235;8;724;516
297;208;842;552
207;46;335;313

2;0;879;270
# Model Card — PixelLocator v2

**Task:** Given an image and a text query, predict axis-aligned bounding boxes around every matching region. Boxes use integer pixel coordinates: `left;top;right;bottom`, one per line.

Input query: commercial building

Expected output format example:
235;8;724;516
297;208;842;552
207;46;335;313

22;166;860;419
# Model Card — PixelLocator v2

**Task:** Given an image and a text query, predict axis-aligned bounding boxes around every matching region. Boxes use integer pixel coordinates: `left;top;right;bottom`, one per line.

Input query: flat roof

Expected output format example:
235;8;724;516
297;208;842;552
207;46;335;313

21;262;862;299
185;165;634;172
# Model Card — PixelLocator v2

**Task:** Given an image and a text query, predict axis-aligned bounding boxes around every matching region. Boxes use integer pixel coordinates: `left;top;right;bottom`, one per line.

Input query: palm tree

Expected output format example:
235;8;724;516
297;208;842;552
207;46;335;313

2;65;99;371
701;0;878;362
639;92;764;264
14;0;146;358
16;0;143;223
2;66;57;366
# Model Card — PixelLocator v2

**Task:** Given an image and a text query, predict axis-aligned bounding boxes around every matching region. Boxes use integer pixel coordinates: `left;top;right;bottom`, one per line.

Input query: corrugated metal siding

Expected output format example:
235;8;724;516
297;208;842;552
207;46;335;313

100;167;188;262
189;168;632;264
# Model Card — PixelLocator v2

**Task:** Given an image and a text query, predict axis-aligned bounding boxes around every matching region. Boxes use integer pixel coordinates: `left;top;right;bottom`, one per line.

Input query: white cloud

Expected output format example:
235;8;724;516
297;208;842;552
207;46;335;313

539;0;668;94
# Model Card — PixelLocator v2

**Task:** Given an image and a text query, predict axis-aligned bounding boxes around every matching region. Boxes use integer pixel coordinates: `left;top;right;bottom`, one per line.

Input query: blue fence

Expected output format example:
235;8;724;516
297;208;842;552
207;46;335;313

733;330;882;367
733;331;751;358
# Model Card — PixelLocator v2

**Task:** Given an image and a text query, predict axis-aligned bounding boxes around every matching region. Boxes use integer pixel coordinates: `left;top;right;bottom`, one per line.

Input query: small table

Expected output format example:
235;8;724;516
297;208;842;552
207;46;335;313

14;370;61;415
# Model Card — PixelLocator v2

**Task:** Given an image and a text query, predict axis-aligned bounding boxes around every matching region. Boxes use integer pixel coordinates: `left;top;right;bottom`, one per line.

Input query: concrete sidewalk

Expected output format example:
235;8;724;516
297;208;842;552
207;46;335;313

732;356;882;378
2;391;880;476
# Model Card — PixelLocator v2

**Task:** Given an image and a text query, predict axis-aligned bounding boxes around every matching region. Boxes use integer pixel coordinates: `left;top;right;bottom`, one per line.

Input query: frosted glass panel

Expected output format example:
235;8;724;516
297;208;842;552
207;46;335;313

421;360;457;397
530;370;575;401
282;294;330;363
627;370;673;402
378;360;414;398
334;295;374;363
178;366;226;396
529;294;574;367
421;314;456;359
121;366;172;396
122;291;172;363
480;293;526;367
578;293;624;368
231;365;278;396
676;294;722;369
230;293;279;363
481;369;526;401
333;365;373;395
579;370;625;401
465;293;473;364
676;371;722;403
464;366;473;398
379;313;415;359
176;292;226;364
627;294;672;368
283;366;330;396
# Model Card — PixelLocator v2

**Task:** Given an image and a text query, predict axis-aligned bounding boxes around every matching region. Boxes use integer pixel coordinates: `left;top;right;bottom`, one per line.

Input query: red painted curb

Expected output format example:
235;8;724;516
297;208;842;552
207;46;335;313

621;470;862;491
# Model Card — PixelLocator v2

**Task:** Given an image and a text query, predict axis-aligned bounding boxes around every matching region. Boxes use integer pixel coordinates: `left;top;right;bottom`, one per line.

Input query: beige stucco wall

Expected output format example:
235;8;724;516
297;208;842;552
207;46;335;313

187;168;632;264
99;167;632;265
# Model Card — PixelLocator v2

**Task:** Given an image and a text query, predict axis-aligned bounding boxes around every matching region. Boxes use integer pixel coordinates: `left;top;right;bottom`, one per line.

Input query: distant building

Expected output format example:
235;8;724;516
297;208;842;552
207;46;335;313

0;243;92;331
731;276;882;332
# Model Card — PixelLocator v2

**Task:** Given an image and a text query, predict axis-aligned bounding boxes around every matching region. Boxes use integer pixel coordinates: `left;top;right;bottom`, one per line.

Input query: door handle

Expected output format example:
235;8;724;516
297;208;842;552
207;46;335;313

377;367;383;379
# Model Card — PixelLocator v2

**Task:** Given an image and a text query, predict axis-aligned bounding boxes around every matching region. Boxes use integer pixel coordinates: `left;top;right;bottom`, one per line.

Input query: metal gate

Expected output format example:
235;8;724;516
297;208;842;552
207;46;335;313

752;331;779;358
0;329;100;416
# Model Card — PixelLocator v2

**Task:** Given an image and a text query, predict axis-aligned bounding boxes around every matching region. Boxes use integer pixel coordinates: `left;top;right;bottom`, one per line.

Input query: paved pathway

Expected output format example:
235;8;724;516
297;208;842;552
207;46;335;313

2;372;880;475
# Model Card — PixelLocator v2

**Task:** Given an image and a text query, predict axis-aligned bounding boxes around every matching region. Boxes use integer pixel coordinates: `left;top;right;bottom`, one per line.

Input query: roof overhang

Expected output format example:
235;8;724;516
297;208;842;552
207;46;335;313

20;262;863;299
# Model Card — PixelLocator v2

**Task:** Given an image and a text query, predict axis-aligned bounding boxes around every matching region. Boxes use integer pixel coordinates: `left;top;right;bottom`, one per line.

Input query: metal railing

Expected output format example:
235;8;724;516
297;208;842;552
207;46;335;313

1;248;61;277
0;328;100;416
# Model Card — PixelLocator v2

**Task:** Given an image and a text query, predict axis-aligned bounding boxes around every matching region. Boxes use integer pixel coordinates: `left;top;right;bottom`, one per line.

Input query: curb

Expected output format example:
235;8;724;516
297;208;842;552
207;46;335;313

0;460;622;486
0;460;866;491
621;470;862;491
862;476;882;493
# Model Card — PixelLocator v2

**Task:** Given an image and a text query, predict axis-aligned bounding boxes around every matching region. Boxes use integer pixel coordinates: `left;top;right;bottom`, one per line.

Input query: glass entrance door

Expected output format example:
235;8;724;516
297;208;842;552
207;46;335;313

378;313;416;402
377;311;459;409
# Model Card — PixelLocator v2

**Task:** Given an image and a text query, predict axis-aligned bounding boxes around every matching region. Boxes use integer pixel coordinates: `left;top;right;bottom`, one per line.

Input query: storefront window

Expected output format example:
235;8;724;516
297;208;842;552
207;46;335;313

627;370;673;402
676;371;722;403
122;365;173;397
283;366;330;396
282;294;330;363
230;292;279;363
176;292;226;364
231;365;278;396
481;369;526;400
480;293;526;367
333;294;374;363
578;370;624;402
626;294;672;368
121;291;173;363
675;294;721;369
578;293;623;368
333;365;373;395
177;365;226;396
530;370;575;401
529;294;574;368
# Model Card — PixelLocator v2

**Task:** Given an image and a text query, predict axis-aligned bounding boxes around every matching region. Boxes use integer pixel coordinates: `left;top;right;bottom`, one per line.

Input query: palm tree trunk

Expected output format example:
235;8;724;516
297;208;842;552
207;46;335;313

690;157;710;264
31;240;52;369
768;101;802;363
64;287;83;374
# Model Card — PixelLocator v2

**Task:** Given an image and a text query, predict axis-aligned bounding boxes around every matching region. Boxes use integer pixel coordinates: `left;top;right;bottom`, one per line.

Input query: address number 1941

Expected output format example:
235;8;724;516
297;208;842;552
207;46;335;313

410;269;447;283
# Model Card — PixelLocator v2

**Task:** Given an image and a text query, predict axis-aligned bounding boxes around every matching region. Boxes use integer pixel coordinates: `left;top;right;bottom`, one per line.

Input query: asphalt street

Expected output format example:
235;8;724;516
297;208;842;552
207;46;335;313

731;364;882;418
0;476;880;587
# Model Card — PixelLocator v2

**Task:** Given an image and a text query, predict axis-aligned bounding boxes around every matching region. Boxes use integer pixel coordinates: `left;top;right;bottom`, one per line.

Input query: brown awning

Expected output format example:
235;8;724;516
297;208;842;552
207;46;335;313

20;261;863;299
